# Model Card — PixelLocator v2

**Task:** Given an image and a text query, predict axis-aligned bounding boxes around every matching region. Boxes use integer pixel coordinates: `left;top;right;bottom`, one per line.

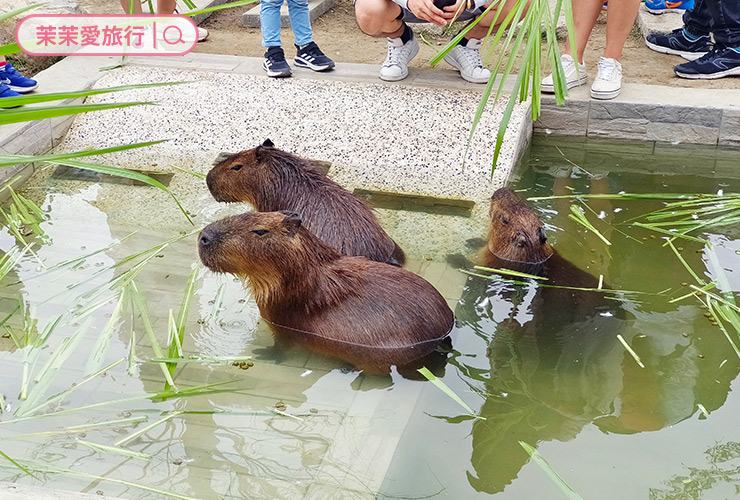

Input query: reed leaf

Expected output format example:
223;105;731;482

180;0;259;17
77;440;152;460
519;441;584;500
0;83;186;109
417;367;482;418
0;102;153;125
0;3;42;24
0;449;38;479
0;140;169;167
114;411;183;447
569;204;611;246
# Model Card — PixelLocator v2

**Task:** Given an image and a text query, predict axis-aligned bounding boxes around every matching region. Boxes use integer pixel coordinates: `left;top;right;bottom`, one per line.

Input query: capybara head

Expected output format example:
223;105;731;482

488;188;553;265
206;139;276;204
199;209;335;275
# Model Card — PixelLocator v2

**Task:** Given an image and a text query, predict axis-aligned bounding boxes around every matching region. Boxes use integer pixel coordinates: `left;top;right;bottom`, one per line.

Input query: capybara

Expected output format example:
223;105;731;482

206;140;406;266
198;210;453;373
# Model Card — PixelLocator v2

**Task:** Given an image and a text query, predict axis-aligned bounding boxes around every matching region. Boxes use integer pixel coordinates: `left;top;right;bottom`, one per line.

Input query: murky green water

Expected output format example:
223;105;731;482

1;135;740;499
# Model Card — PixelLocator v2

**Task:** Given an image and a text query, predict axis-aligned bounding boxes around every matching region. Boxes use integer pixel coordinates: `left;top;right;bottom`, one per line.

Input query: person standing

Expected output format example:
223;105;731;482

259;0;335;77
645;0;740;79
541;0;642;100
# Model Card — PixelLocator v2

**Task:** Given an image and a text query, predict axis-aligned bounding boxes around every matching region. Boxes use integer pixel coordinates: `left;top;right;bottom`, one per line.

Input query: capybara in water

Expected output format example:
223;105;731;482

206;140;405;266
198;211;453;373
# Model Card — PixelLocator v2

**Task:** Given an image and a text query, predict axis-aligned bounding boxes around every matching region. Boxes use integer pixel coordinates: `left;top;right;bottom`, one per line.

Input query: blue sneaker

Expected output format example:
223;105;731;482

0;63;38;93
645;0;694;14
0;83;21;108
262;47;292;78
294;42;335;72
646;28;712;61
674;46;740;79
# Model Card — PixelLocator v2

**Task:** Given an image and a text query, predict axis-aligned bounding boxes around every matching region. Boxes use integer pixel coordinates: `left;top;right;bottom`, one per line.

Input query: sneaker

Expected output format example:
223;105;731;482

443;39;491;84
590;56;621;100
674;46;740;79
294;42;335;72
646;28;711;60
0;63;38;93
0;83;21;108
645;0;694;14
541;54;587;93
380;34;419;81
197;27;208;42
262;47;292;78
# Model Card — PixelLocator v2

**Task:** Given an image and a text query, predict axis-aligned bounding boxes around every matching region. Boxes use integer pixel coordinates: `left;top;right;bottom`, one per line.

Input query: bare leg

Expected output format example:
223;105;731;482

562;0;603;63
119;0;177;15
354;0;405;37
603;0;641;61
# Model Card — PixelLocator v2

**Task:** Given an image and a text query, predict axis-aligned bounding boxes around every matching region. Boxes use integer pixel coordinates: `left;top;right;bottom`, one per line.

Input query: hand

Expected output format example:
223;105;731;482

441;0;467;23
407;0;448;26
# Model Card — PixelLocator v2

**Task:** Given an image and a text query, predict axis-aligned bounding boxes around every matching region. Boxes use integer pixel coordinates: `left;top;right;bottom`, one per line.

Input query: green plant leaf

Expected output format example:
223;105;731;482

0;140;168;167
519;441;584;500
0;82;187;109
0;102;153;125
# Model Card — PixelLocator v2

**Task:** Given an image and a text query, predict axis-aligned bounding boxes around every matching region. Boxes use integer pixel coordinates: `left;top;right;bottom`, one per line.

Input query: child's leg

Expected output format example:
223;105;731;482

261;0;284;46
286;0;313;47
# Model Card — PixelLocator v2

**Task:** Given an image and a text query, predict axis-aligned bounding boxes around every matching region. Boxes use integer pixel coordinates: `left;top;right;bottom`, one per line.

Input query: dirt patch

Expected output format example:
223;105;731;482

8;0;740;90
194;0;740;90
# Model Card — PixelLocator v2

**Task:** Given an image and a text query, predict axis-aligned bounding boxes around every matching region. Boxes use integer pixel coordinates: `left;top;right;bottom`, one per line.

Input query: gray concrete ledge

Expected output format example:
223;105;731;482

243;0;336;28
536;82;740;147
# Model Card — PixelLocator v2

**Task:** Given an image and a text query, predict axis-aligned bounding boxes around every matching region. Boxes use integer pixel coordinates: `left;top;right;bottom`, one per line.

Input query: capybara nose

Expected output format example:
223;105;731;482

199;227;218;247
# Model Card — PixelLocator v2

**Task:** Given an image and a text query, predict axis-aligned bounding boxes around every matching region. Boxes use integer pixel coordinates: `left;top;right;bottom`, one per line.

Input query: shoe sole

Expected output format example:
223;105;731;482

294;58;335;72
379;42;419;82
590;87;621;100
443;54;490;84
645;40;707;61
8;84;38;93
541;75;588;93
674;65;740;79
262;61;291;78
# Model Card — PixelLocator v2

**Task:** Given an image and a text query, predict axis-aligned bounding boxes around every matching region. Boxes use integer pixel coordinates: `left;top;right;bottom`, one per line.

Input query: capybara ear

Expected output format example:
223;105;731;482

279;210;302;236
213;152;234;165
262;139;275;148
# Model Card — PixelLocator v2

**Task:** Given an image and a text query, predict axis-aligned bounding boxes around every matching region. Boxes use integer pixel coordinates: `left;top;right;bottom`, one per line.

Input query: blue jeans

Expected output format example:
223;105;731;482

684;0;740;46
260;0;313;47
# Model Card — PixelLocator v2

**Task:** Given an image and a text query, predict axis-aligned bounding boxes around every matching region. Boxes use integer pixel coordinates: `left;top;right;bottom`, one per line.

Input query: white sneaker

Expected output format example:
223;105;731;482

443;39;491;84
541;54;587;93
379;34;419;81
590;56;622;100
197;27;209;42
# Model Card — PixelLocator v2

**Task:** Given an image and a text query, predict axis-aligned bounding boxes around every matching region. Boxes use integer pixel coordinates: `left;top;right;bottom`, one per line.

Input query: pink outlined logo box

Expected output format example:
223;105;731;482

16;15;198;56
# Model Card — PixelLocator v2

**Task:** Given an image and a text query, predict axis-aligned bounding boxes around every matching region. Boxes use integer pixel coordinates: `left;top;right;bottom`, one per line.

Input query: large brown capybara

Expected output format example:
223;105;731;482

198;210;454;373
206;140;406;266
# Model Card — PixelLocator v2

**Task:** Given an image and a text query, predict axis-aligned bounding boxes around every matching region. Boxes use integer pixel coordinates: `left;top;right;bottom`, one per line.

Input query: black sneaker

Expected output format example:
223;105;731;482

674;46;740;79
263;47;291;78
294;42;335;72
646;28;712;61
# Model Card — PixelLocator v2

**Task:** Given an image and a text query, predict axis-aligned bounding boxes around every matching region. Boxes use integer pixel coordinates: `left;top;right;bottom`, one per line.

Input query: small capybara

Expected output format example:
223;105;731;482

198;210;454;373
206;140;405;266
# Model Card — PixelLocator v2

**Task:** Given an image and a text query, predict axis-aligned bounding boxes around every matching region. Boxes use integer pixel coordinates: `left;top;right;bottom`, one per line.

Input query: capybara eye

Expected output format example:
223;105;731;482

231;164;243;171
501;216;510;225
251;229;269;236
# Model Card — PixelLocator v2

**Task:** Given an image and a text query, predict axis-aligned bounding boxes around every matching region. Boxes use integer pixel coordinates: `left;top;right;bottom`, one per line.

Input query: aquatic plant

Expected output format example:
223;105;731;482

432;0;575;171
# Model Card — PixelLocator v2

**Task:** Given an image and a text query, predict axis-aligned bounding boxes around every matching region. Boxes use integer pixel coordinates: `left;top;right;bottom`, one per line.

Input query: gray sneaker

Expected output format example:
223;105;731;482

379;34;419;82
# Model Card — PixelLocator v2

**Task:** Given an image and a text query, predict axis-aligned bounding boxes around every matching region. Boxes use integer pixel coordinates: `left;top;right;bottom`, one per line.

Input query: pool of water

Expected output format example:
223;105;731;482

1;135;740;499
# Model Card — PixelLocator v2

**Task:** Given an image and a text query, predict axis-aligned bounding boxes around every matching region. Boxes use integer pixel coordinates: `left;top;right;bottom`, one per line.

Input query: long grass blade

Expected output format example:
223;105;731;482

519;441;584;500
0;102;153;126
417;367;482;418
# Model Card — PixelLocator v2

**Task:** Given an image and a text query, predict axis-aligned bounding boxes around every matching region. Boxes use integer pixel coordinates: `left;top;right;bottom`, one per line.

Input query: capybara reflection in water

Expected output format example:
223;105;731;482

206;140;405;266
198;211;454;373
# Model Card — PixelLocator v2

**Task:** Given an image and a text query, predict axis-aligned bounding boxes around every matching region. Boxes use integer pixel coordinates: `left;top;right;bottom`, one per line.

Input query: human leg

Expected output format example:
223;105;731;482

673;0;740;79
443;0;528;83
286;0;335;71
645;0;712;60
355;0;419;81
261;0;292;77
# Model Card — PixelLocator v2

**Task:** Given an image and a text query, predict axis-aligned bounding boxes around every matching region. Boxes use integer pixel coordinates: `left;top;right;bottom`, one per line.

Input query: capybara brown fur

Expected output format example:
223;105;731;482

206;140;405;266
198;211;453;373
